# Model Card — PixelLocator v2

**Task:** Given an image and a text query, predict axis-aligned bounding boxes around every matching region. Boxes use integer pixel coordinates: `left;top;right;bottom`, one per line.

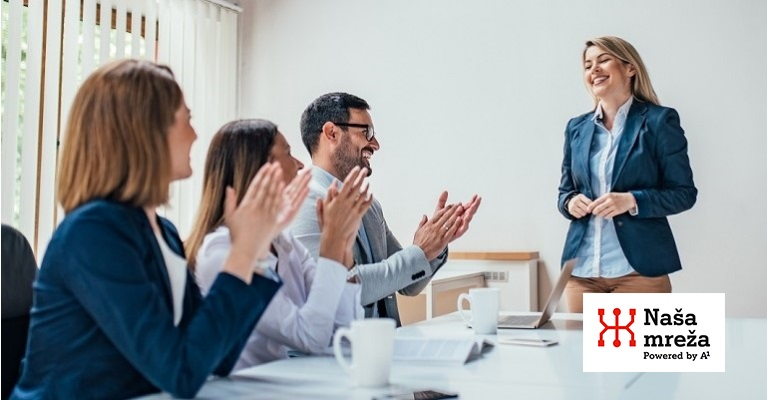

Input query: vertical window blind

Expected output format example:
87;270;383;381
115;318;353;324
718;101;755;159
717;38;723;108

1;0;241;260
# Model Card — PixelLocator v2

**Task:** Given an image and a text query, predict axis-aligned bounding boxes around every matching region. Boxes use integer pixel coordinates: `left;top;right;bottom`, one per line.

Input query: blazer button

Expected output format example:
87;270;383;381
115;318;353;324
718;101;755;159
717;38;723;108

616;221;624;227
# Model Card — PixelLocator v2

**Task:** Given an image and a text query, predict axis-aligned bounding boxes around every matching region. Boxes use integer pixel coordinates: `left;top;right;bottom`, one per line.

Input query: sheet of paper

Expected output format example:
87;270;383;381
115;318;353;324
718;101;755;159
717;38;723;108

392;338;493;364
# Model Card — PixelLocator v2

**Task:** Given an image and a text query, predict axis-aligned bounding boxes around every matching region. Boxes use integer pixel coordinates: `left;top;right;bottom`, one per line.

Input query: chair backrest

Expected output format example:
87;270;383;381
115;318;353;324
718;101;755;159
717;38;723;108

1;225;38;399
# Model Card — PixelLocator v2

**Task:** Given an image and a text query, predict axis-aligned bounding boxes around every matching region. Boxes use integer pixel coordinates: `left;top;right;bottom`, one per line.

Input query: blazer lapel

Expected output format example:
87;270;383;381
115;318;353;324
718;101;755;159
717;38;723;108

611;101;647;188
353;236;368;264
360;210;382;262
574;119;596;198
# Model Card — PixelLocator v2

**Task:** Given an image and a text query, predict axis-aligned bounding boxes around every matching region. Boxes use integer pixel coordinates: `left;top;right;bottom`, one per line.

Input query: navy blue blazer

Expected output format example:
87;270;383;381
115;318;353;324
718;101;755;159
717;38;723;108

558;100;697;277
12;200;281;399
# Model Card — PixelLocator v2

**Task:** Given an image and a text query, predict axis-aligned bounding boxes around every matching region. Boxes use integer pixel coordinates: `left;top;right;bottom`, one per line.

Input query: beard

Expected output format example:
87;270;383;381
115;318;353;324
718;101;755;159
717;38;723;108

333;133;373;178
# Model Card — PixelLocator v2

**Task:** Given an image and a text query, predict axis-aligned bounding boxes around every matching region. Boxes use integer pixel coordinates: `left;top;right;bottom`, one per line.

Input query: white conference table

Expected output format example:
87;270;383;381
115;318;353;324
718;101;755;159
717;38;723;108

141;313;766;400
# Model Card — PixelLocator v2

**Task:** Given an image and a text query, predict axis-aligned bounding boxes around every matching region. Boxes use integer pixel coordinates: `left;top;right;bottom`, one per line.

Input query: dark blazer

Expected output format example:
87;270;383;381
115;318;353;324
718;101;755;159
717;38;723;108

11;200;281;399
558;100;697;277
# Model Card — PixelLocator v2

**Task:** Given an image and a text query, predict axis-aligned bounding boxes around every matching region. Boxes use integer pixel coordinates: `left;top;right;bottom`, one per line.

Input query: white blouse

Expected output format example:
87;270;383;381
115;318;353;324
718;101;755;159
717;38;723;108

154;232;187;326
195;227;363;369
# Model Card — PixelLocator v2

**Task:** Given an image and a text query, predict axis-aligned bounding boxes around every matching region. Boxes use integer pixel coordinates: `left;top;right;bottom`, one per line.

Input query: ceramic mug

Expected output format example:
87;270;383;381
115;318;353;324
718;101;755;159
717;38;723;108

333;318;396;387
457;288;500;334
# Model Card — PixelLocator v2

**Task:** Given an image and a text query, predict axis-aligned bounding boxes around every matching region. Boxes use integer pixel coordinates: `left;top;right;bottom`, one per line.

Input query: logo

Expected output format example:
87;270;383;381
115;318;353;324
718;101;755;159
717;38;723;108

583;293;725;372
598;308;636;347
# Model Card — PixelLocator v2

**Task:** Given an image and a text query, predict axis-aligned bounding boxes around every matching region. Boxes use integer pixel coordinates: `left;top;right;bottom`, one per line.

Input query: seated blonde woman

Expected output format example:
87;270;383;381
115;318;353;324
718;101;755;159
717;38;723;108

187;119;371;369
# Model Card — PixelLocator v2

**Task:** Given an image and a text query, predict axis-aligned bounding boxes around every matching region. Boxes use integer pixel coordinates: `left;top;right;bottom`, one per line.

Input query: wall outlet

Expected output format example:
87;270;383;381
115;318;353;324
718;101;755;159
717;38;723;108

484;271;508;282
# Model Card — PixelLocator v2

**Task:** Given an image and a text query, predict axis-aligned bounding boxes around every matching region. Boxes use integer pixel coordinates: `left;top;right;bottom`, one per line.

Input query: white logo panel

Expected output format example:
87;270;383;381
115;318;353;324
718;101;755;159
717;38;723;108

583;293;725;372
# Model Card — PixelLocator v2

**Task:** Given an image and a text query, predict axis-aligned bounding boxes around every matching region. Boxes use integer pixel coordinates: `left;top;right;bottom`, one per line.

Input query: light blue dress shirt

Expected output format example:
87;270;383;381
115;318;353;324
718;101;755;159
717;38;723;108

573;97;637;278
313;168;379;316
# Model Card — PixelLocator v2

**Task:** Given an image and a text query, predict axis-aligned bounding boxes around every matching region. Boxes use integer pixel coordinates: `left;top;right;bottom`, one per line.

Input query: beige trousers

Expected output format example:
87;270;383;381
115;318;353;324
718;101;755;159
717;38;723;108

564;273;672;313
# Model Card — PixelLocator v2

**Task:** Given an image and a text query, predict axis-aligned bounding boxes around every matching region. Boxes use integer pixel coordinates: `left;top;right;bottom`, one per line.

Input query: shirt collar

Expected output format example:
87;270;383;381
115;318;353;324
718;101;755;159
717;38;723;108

592;96;634;123
312;166;340;188
272;231;293;256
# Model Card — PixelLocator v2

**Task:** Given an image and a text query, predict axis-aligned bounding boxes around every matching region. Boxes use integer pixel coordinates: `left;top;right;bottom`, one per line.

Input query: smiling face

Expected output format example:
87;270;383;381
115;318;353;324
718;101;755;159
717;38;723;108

167;101;197;180
332;108;380;178
269;132;304;184
583;45;635;104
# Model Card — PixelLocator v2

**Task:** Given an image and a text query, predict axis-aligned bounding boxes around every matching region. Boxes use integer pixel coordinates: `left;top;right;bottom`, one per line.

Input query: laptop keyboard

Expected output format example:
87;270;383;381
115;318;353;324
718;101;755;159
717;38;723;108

499;314;540;326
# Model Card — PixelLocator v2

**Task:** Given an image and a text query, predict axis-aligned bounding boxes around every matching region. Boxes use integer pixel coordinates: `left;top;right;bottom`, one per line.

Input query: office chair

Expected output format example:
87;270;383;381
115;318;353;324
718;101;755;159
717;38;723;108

1;225;38;399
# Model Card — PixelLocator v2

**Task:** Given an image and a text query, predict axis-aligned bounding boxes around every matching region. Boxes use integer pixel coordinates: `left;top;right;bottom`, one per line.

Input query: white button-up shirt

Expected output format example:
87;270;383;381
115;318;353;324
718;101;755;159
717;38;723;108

195;227;363;369
154;232;187;326
573;97;637;278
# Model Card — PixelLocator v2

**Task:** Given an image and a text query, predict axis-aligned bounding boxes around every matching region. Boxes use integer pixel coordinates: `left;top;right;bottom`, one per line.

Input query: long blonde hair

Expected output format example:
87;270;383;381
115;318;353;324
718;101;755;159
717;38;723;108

583;36;660;106
185;119;278;270
57;59;182;212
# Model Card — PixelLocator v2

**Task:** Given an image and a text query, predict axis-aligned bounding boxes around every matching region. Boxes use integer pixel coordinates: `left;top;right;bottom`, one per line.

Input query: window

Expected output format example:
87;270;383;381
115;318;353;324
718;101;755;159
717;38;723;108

1;0;241;259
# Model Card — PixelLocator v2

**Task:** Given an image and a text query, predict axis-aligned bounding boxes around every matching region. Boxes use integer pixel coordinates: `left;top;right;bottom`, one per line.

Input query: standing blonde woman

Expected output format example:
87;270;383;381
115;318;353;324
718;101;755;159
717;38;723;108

12;60;304;399
558;36;697;312
187;119;371;369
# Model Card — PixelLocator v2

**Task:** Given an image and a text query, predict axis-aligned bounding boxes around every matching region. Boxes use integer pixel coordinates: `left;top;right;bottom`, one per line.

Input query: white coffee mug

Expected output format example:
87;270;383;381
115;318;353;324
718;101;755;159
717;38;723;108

457;288;500;334
333;318;396;387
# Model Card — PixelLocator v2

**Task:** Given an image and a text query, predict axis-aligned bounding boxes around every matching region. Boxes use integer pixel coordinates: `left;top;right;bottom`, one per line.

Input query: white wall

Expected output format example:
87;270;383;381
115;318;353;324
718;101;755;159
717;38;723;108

236;0;766;317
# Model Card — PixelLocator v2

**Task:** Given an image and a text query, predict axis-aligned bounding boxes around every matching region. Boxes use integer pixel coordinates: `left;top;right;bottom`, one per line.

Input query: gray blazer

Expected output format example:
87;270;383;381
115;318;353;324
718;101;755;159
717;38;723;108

289;168;448;326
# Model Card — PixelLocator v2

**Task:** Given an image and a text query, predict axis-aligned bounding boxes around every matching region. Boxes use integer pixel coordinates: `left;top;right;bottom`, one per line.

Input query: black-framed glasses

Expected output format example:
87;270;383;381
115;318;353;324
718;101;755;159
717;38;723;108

334;122;376;142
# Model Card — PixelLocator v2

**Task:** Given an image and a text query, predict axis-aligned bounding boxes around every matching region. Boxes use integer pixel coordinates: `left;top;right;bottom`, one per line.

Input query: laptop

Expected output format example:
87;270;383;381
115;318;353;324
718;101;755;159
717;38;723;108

497;259;576;329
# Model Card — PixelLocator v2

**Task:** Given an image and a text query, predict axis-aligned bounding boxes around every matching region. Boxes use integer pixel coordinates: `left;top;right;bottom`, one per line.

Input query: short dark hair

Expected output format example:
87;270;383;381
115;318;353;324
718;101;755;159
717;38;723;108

300;92;370;156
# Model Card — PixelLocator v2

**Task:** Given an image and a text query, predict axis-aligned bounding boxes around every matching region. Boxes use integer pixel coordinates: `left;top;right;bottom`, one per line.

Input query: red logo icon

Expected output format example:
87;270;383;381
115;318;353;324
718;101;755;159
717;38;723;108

598;308;636;347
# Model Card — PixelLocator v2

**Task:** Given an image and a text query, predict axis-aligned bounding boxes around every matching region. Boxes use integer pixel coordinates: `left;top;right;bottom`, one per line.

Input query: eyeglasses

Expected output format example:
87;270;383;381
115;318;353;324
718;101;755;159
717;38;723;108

333;122;376;142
